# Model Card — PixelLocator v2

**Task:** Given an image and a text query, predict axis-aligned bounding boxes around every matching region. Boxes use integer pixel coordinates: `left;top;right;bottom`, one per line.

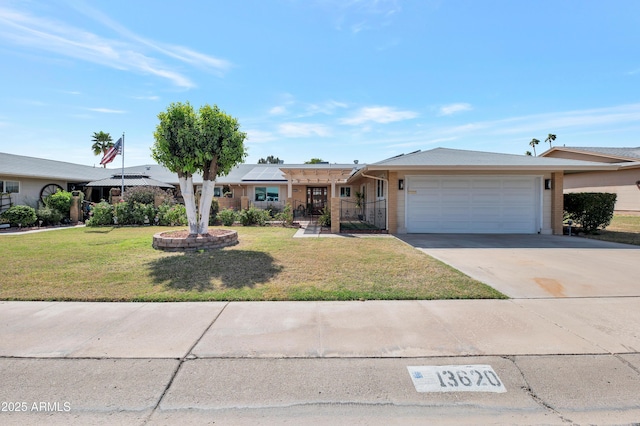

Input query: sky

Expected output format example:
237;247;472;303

1;0;640;168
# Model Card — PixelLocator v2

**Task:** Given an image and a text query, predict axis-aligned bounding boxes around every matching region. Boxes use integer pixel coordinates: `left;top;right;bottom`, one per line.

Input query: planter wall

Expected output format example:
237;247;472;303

152;229;238;252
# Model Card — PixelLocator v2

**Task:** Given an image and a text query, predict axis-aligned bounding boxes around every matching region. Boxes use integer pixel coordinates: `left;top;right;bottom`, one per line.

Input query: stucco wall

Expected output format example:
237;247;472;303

564;169;640;212
0;176;68;208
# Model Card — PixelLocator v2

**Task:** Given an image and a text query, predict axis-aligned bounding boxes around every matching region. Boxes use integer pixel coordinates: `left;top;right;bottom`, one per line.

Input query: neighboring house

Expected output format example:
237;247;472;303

0;152;109;211
1;148;616;234
541;147;640;213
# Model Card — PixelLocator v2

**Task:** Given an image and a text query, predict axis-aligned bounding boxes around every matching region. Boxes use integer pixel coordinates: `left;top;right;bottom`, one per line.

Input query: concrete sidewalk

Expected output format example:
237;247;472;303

1;299;639;425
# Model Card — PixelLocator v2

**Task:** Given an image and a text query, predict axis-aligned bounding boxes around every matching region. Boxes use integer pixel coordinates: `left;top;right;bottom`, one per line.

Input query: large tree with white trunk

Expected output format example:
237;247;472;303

152;102;246;236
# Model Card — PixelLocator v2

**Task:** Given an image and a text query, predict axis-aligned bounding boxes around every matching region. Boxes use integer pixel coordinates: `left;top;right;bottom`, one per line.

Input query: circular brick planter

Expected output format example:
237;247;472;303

153;229;238;252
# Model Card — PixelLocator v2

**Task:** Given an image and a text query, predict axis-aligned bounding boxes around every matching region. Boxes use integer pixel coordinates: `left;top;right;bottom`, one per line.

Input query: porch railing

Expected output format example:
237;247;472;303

340;199;387;231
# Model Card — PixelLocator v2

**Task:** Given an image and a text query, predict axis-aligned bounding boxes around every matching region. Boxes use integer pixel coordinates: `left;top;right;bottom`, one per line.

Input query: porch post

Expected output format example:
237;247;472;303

551;172;564;235
387;172;398;233
330;179;336;198
331;196;340;234
287;177;293;198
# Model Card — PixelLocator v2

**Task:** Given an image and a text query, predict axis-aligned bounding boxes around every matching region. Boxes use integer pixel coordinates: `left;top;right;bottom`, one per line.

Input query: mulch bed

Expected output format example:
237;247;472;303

161;229;231;238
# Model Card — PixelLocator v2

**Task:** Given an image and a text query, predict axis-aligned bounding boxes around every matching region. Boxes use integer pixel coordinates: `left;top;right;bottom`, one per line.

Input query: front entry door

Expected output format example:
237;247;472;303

307;187;327;214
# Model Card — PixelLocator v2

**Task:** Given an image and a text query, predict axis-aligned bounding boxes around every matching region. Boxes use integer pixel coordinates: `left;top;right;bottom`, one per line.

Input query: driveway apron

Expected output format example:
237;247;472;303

396;234;640;298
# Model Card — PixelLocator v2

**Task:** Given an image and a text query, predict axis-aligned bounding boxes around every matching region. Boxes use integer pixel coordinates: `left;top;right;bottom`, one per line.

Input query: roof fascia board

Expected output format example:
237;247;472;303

357;164;619;173
542;147;635;162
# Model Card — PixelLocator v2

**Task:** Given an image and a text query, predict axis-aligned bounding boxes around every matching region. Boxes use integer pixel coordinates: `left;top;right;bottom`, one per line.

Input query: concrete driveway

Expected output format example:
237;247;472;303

397;234;640;298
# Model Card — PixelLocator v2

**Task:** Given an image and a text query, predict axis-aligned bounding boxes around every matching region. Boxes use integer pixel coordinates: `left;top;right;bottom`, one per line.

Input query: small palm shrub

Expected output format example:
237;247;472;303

318;206;331;227
274;203;294;226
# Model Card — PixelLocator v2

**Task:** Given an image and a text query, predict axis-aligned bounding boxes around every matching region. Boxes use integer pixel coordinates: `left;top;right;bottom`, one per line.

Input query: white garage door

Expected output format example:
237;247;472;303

406;176;540;234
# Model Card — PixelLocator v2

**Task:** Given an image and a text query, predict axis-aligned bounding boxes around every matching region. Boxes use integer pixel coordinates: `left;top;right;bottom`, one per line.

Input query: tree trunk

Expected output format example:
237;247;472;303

178;175;199;235
198;179;216;235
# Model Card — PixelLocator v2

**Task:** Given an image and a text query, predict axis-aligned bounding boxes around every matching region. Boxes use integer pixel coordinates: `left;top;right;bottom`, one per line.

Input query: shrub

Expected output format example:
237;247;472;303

113;201;156;225
44;190;73;217
157;203;187;226
86;201;114;226
238;206;270;226
274;203;294;226
37;206;64;226
123;186;174;205
210;198;220;218
564;192;617;234
318;206;331;227
1;205;37;226
217;208;237;226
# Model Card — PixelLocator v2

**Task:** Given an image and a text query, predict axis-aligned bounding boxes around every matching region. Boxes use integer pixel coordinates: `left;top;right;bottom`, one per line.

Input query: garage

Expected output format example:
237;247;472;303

406;175;541;234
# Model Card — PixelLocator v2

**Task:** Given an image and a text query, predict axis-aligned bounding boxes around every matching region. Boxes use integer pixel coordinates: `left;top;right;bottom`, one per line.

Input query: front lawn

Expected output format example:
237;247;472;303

582;214;640;246
0;226;504;301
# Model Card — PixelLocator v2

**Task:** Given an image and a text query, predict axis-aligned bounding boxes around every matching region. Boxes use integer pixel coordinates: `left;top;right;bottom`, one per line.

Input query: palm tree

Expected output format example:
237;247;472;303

545;133;556;149
529;138;540;156
91;131;113;167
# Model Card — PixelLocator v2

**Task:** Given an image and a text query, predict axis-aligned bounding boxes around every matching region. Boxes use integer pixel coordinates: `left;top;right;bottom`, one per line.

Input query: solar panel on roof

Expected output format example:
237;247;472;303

241;167;285;181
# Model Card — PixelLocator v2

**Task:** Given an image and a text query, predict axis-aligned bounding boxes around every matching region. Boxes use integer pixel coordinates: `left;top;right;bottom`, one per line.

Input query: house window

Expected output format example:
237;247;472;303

340;186;351;198
376;179;385;199
255;186;279;202
0;180;19;193
214;187;222;197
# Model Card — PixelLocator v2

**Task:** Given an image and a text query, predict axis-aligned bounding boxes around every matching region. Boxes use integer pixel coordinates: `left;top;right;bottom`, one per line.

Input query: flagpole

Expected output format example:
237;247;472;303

121;132;125;196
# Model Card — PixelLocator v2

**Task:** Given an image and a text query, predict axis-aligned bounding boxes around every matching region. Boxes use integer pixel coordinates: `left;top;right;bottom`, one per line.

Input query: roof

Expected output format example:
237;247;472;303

121;164;203;185
3;149;619;188
86;174;174;188
541;146;640;162
352;147;618;177
0;152;110;181
0;151;359;186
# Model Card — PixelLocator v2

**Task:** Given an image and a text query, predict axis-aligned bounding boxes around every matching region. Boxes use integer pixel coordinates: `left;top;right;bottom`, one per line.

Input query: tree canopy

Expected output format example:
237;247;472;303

545;133;557;149
305;158;325;164
151;102;246;235
529;138;540;156
91;131;113;167
151;102;246;180
258;155;282;164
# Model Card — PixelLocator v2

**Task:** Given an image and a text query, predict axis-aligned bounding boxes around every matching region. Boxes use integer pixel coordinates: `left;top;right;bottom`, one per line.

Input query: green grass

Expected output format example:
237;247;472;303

0;226;504;301
582;215;640;246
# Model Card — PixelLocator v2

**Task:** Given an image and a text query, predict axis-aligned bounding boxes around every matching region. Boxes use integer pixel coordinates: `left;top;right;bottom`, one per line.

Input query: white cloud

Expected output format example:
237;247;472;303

87;108;126;114
438;103;473;116
323;0;402;33
304;100;348;116
0;5;231;88
340;106;418;125
131;95;160;101
486;103;640;136
245;129;278;144
278;122;332;137
269;106;287;115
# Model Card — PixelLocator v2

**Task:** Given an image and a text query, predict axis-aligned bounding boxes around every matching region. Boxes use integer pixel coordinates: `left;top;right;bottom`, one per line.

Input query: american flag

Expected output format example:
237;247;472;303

100;137;123;165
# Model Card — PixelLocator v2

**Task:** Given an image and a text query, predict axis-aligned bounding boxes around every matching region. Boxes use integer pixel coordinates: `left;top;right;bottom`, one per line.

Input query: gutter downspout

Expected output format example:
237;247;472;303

361;172;389;232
